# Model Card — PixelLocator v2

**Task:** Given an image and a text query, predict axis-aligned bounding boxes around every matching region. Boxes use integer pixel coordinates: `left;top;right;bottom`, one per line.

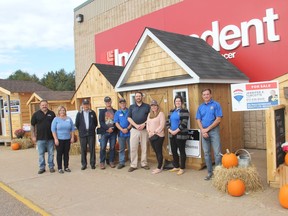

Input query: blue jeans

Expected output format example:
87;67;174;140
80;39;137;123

201;126;222;174
100;132;117;164
37;139;54;170
118;136;130;165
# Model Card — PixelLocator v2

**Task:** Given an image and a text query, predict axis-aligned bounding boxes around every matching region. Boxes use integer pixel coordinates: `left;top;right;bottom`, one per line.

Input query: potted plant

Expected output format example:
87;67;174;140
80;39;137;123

14;128;25;139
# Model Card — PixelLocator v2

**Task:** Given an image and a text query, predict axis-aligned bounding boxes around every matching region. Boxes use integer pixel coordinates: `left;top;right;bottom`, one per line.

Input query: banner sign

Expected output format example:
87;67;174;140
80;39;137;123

231;81;279;111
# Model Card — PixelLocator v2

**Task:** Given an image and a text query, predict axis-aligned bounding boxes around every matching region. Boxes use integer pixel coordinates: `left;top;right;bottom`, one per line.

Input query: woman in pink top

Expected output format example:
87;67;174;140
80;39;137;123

146;100;166;174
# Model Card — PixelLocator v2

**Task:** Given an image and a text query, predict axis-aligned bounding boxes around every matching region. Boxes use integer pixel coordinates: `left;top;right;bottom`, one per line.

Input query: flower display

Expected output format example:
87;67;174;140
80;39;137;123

14;128;25;138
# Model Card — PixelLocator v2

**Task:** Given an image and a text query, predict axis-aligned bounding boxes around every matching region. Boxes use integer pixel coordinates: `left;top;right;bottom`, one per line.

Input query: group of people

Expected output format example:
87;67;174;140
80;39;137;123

30;88;223;180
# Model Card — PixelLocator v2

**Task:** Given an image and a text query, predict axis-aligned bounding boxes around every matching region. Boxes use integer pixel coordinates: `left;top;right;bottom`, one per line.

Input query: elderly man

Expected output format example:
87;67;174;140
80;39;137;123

75;99;98;170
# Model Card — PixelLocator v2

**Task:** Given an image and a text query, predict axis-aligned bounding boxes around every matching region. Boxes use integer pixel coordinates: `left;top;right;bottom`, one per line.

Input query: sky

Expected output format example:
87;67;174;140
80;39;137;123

0;0;87;79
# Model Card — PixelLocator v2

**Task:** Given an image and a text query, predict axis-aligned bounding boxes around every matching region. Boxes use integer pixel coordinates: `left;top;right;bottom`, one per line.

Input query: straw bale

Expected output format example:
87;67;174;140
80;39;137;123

11;138;34;149
212;165;263;193
70;142;81;155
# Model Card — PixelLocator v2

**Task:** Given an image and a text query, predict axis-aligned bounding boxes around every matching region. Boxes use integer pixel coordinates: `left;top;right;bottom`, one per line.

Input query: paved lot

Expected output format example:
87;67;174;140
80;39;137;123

0;145;287;216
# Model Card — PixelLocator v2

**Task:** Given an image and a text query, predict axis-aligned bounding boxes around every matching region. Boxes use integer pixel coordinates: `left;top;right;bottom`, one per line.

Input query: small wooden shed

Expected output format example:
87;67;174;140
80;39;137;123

72;63;124;115
26;91;75;115
0;79;51;144
115;27;249;170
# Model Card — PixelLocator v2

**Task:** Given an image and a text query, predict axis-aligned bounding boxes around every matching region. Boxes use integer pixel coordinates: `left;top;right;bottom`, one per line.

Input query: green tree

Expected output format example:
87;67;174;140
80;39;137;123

7;70;40;83
41;69;75;91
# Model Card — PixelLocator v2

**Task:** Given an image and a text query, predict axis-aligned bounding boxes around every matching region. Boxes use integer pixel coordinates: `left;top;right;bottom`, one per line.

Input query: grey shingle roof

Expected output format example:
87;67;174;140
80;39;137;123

147;28;249;80
34;91;74;101
93;64;124;87
0;79;51;93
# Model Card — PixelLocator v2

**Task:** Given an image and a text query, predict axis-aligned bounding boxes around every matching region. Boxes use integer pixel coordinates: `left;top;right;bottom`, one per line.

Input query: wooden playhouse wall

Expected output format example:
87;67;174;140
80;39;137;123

123;83;244;170
74;65;119;114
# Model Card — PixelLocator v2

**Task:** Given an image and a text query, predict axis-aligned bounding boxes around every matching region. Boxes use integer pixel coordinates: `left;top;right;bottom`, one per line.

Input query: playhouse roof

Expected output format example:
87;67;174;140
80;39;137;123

116;27;249;92
0;79;51;95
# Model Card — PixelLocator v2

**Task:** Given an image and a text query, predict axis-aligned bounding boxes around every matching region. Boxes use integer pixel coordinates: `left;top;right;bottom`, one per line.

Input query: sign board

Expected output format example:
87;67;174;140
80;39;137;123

185;129;201;158
274;107;286;167
168;129;201;158
94;1;288;82
231;81;279;111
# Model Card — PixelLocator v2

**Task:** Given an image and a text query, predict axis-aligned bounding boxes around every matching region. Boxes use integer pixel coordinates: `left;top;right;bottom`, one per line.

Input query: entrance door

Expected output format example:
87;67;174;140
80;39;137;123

0;98;5;135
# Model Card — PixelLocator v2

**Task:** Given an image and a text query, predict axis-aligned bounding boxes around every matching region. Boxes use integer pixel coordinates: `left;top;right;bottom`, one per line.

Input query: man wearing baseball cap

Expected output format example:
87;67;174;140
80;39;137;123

114;98;131;169
75;99;98;170
98;96;117;169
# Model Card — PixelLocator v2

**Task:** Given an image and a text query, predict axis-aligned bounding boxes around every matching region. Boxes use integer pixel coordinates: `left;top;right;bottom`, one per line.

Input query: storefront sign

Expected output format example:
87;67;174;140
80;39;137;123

95;0;287;82
231;81;279;111
185;129;201;158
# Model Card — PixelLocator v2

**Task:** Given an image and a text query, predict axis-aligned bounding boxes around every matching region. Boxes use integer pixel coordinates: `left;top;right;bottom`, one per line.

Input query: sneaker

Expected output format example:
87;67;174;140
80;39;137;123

110;162;116;168
65;168;71;172
38;169;45;174
49;168;55;173
169;167;180;172
81;166;87;170
100;163;105;169
177;169;185;175
141;165;150;170
128;167;137;172
204;173;213;181
152;168;162;174
58;169;64;174
91;166;96;169
117;164;125;169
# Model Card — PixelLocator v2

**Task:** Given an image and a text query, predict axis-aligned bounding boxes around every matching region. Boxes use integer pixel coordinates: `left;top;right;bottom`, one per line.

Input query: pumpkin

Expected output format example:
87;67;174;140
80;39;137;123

285;153;288;166
227;179;245;197
115;141;119;151
279;184;288;208
11;143;21;150
222;149;238;168
73;134;78;143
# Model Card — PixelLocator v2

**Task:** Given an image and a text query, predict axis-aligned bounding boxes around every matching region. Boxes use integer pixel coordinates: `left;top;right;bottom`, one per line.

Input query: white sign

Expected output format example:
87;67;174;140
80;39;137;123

231;81;279;111
168;129;201;158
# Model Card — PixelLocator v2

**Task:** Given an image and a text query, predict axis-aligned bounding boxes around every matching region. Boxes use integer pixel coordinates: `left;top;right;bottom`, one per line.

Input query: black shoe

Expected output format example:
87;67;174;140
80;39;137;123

128;167;137;172
49;168;55;173
141;165;150;170
58;169;64;174
91;166;96;169
64;168;71;172
204;173;213;181
117;164;125;169
38;169;45;174
81;166;87;170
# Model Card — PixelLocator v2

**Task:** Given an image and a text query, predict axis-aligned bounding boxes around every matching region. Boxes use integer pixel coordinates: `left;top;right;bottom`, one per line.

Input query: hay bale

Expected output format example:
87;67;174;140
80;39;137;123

212;165;263;193
70;142;81;155
11;138;34;149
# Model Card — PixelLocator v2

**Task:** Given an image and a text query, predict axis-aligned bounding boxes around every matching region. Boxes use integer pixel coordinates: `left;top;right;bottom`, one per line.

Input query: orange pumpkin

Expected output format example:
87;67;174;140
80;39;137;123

227;179;245;197
73;134;78;143
279;184;288;208
11;143;20;150
115;141;120;151
285;153;288;166
222;149;238;168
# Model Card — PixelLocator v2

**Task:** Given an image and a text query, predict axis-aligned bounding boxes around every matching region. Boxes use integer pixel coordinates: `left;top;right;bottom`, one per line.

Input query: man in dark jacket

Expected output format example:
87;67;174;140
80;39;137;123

75;99;98;170
98;96;117;169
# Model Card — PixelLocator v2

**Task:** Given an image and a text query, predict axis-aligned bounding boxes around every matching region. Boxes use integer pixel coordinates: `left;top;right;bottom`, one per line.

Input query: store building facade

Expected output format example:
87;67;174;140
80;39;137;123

74;0;288;149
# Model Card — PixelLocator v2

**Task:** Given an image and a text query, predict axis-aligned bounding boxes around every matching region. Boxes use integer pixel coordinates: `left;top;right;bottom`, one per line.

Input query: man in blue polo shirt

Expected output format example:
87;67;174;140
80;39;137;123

114;98;131;169
196;88;223;180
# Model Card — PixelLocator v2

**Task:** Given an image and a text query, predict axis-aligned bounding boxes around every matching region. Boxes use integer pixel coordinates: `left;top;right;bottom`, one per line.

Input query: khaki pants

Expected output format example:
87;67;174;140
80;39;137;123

129;128;148;168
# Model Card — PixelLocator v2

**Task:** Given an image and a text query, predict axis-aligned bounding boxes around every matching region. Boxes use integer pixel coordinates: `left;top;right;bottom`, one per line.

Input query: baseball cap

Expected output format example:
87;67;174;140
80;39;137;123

104;96;112;102
150;100;158;106
119;98;126;103
82;99;90;105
